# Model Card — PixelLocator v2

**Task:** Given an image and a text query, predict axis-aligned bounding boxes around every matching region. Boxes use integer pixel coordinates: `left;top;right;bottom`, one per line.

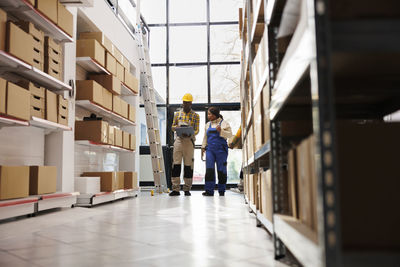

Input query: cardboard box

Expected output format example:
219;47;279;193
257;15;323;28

58;95;68;126
124;70;138;93
122;131;130;149
122;56;130;71
108;126;114;145
79;32;113;53
74;177;100;194
112;95;121;115
29;166;56;195
128;104;135;122
7;82;30;121
130;134;136;150
288;148;298;218
57;2;73;37
45;36;62;58
124;172;138;189
31;94;45;109
116;172;124;190
89;74;121;95
100;87;111;111
120;99;128;118
77;39;105;67
116;62;124;81
46;65;62;81
45;57;62;72
6;22;34;65
260;170;273;222
45;89;57;123
17;21;44;43
0;8;6;51
0;166;30;200
31;106;45;119
0;78;6;114
76;80;103;107
27;0;35;6
75;120;109;144
105;52;117;76
113;46;123;64
36;0;58;23
81;172;117;192
254;97;263;152
114;128;122;147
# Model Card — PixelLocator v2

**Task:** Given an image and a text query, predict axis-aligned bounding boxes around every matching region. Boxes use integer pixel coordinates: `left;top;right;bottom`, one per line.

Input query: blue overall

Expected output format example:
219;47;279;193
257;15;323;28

204;120;228;194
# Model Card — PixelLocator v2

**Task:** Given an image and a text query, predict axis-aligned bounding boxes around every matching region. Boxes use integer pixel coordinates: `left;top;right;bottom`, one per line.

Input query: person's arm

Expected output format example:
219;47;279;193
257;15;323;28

193;113;200;136
201;123;208;149
219;121;233;140
229;127;242;148
171;112;179;132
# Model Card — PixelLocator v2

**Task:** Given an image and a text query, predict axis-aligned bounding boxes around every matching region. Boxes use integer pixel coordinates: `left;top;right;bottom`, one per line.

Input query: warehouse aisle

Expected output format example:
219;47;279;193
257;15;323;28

0;192;289;267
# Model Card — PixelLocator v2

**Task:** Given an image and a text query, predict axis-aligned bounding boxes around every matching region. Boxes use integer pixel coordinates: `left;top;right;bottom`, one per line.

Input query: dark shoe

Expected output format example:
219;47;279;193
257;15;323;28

219;191;225;196
202;191;214;196
184;191;191;196
169;191;180;196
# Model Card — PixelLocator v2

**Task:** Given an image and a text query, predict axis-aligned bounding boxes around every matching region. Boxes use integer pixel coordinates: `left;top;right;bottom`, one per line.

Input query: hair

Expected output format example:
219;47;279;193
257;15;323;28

208;107;223;119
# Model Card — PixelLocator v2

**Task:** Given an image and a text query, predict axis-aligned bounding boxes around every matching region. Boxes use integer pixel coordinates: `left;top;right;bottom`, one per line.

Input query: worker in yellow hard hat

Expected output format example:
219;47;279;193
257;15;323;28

169;93;200;196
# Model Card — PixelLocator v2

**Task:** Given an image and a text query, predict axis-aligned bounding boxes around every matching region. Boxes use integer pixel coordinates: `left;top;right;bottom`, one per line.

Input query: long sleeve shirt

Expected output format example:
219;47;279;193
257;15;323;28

171;109;200;136
201;118;233;149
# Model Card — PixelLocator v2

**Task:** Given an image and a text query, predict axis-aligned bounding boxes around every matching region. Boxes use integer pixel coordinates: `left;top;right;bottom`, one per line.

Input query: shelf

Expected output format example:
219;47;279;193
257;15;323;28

252;67;269;107
251;0;264;43
342;251;400;267
256;210;274;234
30;116;71;133
121;82;138;96
75;140;135;153
75;189;138;207
269;26;313;121
37;192;79;211
254;141;271;161
75;100;135;126
0;114;29;128
249;202;257;214
76;57;110;74
0;197;38;220
0;51;72;93
247;155;255;167
274;214;321;267
0;0;73;42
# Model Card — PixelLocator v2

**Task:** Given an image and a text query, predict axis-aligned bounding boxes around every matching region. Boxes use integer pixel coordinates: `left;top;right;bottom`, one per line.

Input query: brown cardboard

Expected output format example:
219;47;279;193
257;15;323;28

45;37;62;58
124;172;138;189
45;45;62;62
57;95;68;125
128;105;135;122
108;126;114;145
6;22;34;65
75;120;109;144
113;46;123;64
105;52;117;76
76;80;103;106
120;99;128;118
102;87;112;111
288;148;298;218
81;172;117;192
254;97;263;152
31;94;45;109
89;74;121;95
46;66;62;81
18;81;45;98
0;166;29;200
16;21;44;44
31;106;45;119
57;2;73;37
116;62;124;81
29;166;56;195
79;32;113;53
58;114;68;126
45;89;57;123
77;39;105;67
130;134;136;150
28;0;35;6
112;95;121;115
33;61;44;71
45;57;62;72
0;8;7;51
116;172;124;189
122;131;130;149
0;78;6;114
7;82;30;121
36;0;58;23
115;128;122;147
122;56;130;71
124;70;138;93
260;170;273;221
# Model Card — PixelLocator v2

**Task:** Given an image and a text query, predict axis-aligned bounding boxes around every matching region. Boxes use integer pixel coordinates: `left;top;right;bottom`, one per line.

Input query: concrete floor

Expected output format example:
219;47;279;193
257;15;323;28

0;191;290;267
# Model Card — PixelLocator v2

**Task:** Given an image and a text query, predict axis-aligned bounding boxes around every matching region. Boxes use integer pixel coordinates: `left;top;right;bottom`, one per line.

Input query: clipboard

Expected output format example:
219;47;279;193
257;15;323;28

176;126;194;137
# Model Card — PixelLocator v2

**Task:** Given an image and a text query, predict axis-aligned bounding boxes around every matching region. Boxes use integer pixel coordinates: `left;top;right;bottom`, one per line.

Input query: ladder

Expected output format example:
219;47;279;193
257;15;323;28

137;24;167;194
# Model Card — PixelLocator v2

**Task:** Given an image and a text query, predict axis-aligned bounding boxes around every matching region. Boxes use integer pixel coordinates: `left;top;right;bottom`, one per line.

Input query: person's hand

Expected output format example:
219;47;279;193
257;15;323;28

182;133;189;138
216;125;221;133
201;147;205;155
228;143;234;149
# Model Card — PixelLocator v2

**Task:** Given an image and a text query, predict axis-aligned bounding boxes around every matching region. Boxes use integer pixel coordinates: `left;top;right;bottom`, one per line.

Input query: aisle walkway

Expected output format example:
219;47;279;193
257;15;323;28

0;191;289;267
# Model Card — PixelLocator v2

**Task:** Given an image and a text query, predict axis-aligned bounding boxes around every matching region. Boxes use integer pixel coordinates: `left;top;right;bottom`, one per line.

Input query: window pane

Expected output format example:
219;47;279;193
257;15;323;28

170;26;207;63
210;25;241;62
192;149;205;184
170;0;206;23
157;107;167;145
140;0;166;24
220;110;241;134
139;107;166;145
194;111;206;146
149;27;166;64
210;65;240;103
227;149;242;183
210;0;242;22
139;107;147;145
151;67;166;103
169;66;208;104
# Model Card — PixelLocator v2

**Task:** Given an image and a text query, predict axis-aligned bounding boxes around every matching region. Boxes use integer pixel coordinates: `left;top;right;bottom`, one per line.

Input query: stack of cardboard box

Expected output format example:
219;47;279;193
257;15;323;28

17;21;45;71
1;79;30;121
45;37;63;81
28;82;46;119
80;171;138;192
57;94;68;125
6;21;34;65
35;0;73;37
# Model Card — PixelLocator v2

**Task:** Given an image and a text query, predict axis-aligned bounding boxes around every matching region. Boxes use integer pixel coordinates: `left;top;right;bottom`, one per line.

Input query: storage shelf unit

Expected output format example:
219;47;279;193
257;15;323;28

75;140;135;153
121;82;138;96
0;0;73;42
0;114;29;128
37;192;79;211
75;100;136;126
0;51;72;93
30;116;72;133
75;189;138;207
76;57;110;74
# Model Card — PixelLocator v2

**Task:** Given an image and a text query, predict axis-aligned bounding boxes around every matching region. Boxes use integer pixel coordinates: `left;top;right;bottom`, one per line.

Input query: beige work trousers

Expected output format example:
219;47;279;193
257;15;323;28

171;137;194;192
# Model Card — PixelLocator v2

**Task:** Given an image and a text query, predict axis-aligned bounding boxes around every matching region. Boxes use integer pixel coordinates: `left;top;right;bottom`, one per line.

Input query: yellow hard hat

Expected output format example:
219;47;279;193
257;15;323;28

182;93;193;102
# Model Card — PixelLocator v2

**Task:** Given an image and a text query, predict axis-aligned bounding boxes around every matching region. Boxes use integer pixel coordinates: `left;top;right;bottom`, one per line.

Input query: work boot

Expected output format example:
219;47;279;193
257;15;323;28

169;191;180;196
202;191;214;196
184;191;191;196
219;191;225;196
